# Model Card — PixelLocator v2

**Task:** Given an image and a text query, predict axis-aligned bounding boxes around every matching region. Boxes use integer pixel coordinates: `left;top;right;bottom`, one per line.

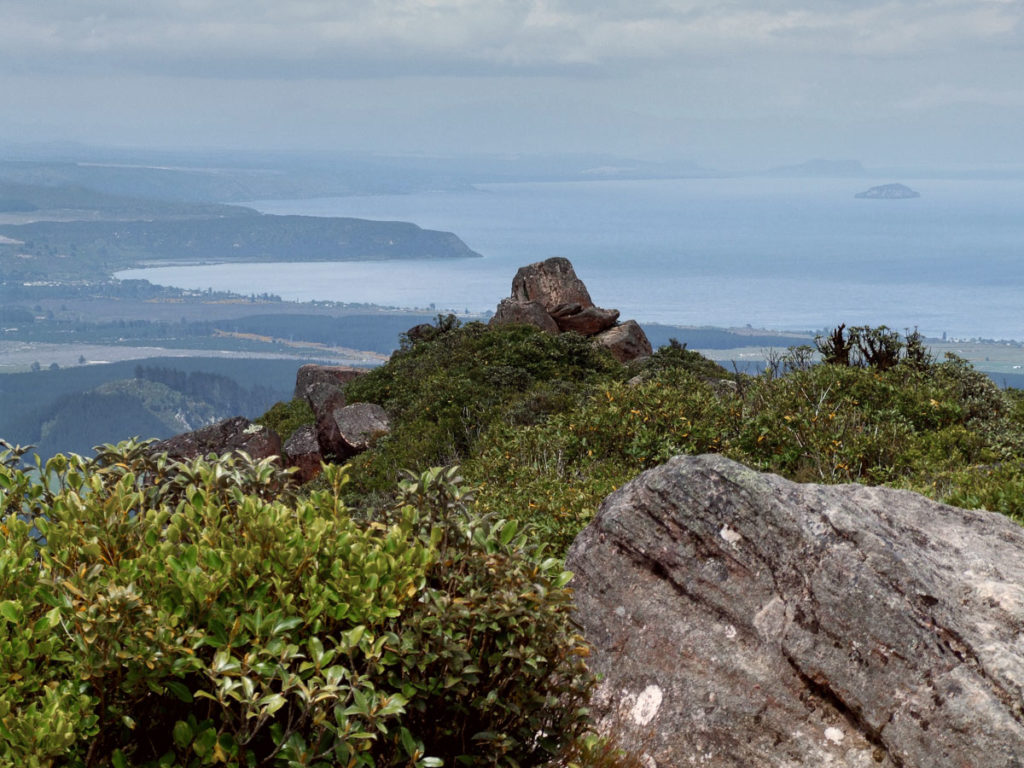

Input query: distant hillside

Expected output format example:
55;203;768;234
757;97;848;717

0;214;481;280
0;158;474;203
762;158;867;177
0;357;297;458
0;179;251;219
643;324;813;350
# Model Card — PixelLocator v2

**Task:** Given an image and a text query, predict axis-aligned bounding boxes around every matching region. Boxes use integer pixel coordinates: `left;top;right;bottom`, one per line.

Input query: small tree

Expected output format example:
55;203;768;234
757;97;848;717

850;325;903;370
903;327;933;370
815;324;853;366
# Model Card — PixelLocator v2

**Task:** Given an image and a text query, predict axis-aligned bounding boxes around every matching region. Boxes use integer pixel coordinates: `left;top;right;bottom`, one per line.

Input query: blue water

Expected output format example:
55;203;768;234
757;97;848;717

115;178;1024;340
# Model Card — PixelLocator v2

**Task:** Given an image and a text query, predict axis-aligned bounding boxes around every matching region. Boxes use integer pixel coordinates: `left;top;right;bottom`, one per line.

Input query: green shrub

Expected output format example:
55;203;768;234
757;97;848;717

344;322;620;490
632;337;732;381
930;460;1024;522
464;369;736;549
255;397;315;442
0;444;593;767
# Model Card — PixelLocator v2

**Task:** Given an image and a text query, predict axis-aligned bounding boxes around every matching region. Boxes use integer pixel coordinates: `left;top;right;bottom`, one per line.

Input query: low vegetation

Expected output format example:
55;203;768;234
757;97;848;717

3;319;1023;765
0;445;596;767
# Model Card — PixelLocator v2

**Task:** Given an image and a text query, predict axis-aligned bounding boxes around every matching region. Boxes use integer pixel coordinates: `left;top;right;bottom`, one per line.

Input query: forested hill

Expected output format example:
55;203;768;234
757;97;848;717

0;214;482;280
0;357;298;458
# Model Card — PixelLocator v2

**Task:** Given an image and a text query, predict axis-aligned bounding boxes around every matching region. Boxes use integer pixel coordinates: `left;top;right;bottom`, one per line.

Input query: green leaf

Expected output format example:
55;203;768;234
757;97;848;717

173;720;193;749
0;600;24;624
111;749;128;768
498;519;518;547
257;693;287;717
271;616;303;636
165;680;194;703
192;726;218;757
204;549;224;570
552;570;574;589
342;625;366;650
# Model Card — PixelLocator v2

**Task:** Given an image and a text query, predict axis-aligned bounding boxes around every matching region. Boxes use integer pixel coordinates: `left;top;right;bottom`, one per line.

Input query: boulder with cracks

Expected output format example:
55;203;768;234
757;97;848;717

567;454;1024;767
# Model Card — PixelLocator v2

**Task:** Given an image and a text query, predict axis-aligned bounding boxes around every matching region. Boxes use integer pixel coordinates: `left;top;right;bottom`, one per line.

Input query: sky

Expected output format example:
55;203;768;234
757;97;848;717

2;0;1024;169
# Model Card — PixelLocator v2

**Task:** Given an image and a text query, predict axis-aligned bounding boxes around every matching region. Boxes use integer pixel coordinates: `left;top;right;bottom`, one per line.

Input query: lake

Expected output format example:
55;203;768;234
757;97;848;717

115;177;1024;341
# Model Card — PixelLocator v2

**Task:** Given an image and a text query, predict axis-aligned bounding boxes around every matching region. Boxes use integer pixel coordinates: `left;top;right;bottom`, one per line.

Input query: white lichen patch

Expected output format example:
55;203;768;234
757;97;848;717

631;685;663;726
824;726;845;744
719;525;742;546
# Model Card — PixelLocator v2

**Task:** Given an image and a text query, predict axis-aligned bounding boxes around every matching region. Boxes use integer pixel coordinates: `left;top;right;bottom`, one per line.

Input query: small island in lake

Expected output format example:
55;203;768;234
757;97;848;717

855;183;921;199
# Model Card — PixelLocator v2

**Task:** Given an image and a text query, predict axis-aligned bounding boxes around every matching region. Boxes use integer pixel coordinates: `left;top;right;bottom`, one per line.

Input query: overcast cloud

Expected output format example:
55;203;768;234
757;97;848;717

2;0;1023;167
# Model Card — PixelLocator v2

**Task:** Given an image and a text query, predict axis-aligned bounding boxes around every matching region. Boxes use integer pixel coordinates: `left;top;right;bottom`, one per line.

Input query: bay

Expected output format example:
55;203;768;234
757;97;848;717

115;177;1024;340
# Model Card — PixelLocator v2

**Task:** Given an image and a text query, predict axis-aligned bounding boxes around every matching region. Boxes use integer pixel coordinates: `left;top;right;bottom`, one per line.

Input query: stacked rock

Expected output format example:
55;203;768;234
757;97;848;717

490;257;652;363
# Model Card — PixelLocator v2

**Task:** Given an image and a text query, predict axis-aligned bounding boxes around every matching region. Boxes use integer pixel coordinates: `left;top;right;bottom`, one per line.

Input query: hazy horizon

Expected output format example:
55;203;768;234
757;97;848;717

3;1;1024;172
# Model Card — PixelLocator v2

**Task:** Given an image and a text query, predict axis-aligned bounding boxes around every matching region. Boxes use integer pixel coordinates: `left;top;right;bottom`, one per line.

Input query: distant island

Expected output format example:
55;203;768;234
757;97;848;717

855;183;920;199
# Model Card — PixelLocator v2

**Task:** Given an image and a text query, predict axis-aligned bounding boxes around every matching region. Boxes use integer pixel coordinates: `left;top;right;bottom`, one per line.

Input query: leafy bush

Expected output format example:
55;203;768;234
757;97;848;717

343;322;620;490
255;397;315;443
730;354;1020;483
0;444;593;767
464;369;736;549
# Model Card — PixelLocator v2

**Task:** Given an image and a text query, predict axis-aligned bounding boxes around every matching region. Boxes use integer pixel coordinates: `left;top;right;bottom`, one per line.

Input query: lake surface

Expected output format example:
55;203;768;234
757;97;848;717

116;178;1024;340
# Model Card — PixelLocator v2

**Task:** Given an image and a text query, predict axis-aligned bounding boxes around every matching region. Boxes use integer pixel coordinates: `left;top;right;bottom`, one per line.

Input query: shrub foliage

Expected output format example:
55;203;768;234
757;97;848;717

0;444;591;767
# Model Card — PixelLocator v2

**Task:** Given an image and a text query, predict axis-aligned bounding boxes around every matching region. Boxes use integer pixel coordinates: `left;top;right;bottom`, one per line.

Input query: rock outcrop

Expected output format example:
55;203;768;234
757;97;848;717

491;257;651;362
316;402;391;462
595;319;653;363
282;425;323;484
492;298;561;334
152;416;282;462
511;256;594;312
567;454;1024;767
294;364;365;413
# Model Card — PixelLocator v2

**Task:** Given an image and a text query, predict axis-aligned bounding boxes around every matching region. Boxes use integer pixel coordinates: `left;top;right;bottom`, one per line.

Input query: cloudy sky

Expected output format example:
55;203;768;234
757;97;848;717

2;0;1023;168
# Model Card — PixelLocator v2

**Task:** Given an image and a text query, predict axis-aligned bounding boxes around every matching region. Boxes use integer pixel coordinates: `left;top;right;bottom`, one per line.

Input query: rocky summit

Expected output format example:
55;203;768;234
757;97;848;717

490;256;652;362
567;454;1024;767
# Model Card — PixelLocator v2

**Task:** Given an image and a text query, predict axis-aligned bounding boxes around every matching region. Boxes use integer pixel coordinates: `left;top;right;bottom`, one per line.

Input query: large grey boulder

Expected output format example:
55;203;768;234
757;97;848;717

550;303;620;335
283;425;323;484
594;319;652;362
152;416;282;462
511;256;595;313
316;402;391;461
294;364;365;413
567;455;1024;767
489;297;560;334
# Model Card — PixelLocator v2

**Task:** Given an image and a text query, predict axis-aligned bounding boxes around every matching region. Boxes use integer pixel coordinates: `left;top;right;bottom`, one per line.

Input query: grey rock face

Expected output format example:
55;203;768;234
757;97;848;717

283;425;323;484
594;319;652;362
567;455;1024;768
511;256;594;313
152;416;282;461
316;402;391;461
550;304;620;335
294;364;365;413
489;297;560;334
